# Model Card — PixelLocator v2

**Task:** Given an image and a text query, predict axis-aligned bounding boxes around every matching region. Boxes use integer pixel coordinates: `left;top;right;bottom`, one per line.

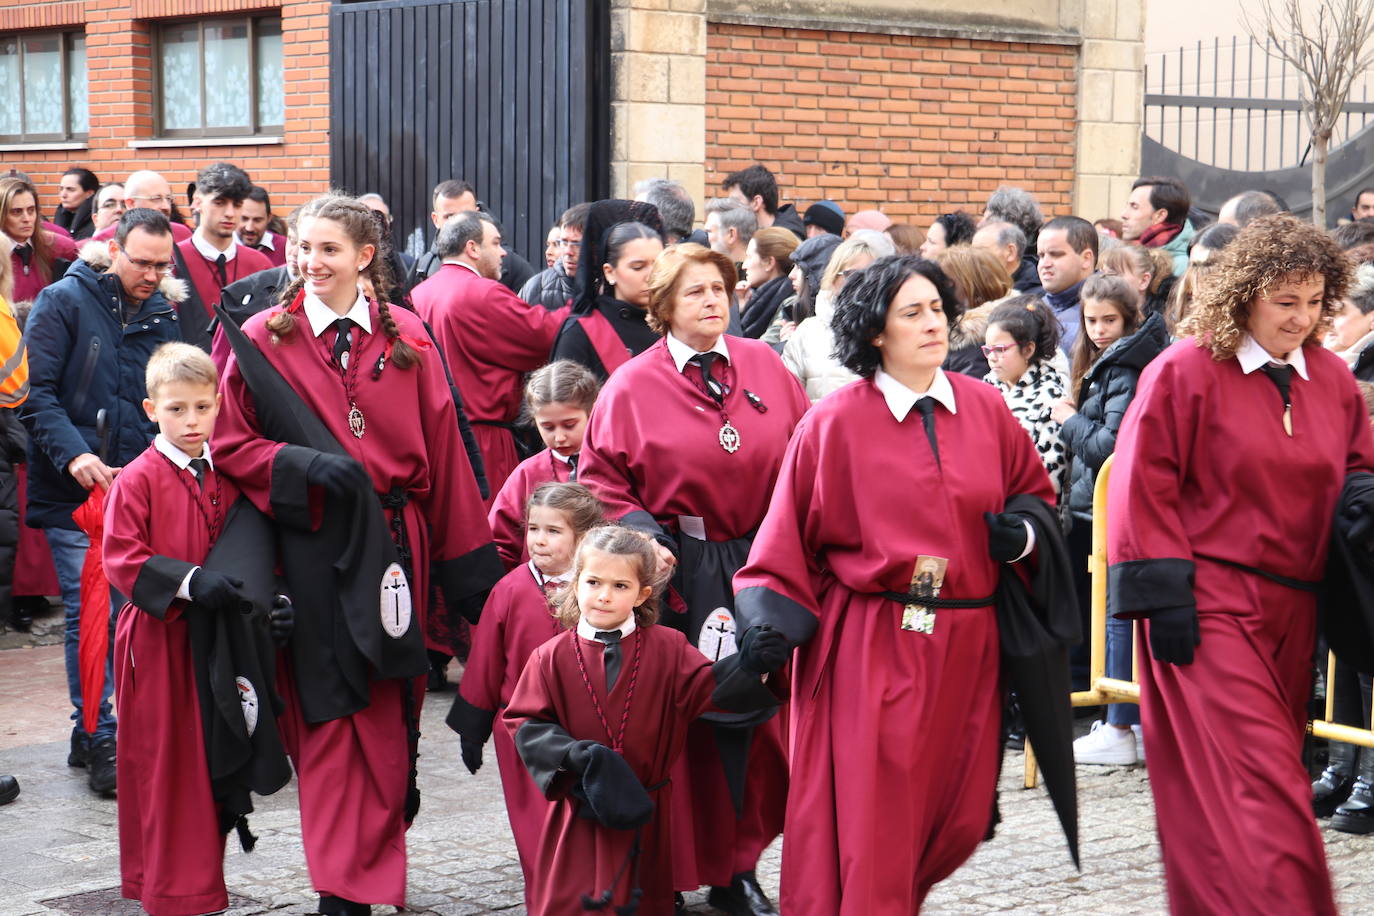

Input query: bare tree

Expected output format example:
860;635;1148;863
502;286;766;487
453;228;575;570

1244;0;1374;227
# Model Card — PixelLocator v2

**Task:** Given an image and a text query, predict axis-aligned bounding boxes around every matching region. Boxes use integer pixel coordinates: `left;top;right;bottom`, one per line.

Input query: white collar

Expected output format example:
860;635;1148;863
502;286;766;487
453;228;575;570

154;433;213;471
577;614;638;641
440;258;482;277
666;331;731;374
303;288;372;338
233;230;276;251
528;560;572;586
1237;334;1309;380
550;449;573;465
873;367;958;422
191;229;235;262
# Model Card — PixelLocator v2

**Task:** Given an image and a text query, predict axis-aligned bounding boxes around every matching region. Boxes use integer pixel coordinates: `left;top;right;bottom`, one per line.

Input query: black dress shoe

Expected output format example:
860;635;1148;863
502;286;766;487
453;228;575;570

0;774;18;805
8;601;32;632
318;894;371;915
707;872;778;916
675;891;687;915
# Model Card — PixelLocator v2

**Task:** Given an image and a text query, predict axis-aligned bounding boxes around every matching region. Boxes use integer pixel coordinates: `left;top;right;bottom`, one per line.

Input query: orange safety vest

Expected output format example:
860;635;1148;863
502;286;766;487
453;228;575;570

0;296;29;408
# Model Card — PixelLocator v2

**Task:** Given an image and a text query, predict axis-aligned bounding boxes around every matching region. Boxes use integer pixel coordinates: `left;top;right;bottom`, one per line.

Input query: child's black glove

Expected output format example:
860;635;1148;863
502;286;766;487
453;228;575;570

461;738;484;775
190;569;248;613
1148;605;1200;666
268;594;294;645
737;625;788;675
307;452;370;496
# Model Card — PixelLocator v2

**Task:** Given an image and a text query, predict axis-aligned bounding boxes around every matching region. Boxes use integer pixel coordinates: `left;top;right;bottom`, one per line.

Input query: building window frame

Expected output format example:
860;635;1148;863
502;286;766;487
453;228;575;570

0;29;88;144
154;14;283;140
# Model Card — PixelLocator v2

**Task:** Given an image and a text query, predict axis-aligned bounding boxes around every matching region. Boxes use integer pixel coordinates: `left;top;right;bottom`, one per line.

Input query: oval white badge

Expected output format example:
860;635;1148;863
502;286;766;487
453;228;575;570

236;676;259;737
697;607;738;661
379;562;413;639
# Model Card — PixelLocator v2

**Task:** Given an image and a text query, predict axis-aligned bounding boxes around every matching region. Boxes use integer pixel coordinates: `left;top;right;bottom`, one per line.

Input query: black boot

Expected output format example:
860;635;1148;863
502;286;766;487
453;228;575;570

707;871;778;916
8;597;33;632
1314;741;1358;817
87;734;116;797
1332;748;1374;834
0;774;18;805
67;726;89;768
318;894;370;916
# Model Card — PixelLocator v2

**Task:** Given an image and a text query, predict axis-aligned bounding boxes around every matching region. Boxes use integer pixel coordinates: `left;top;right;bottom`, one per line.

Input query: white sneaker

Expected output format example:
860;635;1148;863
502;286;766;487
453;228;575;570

1132;724;1145;764
1073;720;1138;765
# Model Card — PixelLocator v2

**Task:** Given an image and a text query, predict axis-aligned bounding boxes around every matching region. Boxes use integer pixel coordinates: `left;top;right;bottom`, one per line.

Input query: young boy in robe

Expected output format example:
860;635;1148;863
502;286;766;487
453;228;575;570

104;341;291;916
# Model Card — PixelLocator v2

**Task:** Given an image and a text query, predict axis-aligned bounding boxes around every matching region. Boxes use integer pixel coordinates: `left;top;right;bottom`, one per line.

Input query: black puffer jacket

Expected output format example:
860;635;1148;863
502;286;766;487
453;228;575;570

1059;311;1169;519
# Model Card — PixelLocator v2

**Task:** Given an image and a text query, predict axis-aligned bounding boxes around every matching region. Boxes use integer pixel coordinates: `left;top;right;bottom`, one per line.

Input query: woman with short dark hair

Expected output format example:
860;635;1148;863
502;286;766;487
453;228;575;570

734;254;1076;914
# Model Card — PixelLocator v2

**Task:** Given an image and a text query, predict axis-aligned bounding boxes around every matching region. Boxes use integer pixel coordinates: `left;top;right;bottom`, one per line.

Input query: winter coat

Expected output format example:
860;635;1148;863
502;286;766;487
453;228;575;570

772;203;806;241
1160;220;1195;277
519;263;576;311
985;360;1069;497
1058;312;1169;519
1012;257;1043;297
52;199;95;241
19;245;186;530
1347;331;1374;383
781;290;858;402
741;274;792;340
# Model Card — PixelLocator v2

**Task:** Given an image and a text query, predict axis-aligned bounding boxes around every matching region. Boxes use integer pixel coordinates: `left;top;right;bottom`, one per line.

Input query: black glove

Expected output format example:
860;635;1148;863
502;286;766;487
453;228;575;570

460;738;484;775
564;739;600;776
268;594;294;645
307;452;370;496
1148;605;1200;666
984;511;1030;563
737;625;788;675
190;569;248;613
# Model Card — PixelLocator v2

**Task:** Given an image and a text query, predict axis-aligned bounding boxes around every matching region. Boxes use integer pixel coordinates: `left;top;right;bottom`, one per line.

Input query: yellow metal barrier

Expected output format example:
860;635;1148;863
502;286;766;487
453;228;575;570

1024;453;1374;790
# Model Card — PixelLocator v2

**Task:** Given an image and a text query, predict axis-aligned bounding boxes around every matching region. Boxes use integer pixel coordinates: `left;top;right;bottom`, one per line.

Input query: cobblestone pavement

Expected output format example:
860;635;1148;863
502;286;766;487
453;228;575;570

4;641;1374;914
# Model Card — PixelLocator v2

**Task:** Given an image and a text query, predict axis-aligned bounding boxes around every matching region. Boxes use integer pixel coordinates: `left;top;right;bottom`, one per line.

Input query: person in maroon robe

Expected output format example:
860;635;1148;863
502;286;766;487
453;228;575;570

1108;214;1374;915
488;360;599;570
2;177;78;304
92;170;193;244
732;255;1057;914
504;525;786;916
577;243;809;915
410;210;569;503
173;164;271;324
214;194;501;915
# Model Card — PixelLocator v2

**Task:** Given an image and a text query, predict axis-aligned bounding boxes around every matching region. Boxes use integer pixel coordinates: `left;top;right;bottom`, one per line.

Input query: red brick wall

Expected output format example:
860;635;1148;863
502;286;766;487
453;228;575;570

706;22;1078;230
0;0;330;215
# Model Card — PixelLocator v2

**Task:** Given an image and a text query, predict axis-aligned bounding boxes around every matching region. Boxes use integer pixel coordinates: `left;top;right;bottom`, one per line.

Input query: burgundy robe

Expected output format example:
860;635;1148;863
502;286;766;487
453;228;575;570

577;335;809;887
487;447;574;570
10;230;78;303
457;564;563;880
411;263;568;502
503;625;724;915
1108;340;1374;915
104;446;238;916
213;299;496;906
175;239;272;317
732;373;1053;914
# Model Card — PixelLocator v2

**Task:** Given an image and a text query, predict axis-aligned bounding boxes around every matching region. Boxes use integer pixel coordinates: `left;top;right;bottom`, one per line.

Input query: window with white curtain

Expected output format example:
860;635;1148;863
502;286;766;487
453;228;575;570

156;16;283;138
0;31;87;142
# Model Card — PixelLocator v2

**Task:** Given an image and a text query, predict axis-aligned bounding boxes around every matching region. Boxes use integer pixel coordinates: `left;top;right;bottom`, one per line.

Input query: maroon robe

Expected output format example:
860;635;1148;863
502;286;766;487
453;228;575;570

577;335;809;888
1108;340;1374;915
411;263;569;503
175;238;272;317
10;230;78;303
104;446;239;916
213;299;496;905
732;373;1053;914
503;624;724;915
458;564;563;880
251;232;288;267
487;447;574;570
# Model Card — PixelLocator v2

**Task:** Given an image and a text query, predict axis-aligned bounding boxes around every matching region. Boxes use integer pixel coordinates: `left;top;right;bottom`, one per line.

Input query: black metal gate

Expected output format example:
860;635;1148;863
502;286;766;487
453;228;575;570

330;0;610;266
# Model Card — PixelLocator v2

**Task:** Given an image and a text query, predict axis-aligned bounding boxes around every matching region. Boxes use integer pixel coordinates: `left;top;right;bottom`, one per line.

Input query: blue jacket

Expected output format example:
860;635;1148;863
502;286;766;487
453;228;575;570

20;257;184;529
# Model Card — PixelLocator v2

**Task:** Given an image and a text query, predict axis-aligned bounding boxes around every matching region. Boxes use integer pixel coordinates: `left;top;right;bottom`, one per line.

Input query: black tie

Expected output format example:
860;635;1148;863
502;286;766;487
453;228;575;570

214;253;228;287
567;453;579;481
13;244;31;270
693;353;724;404
332;318;353;369
188;458;208;491
913;398;940;467
1261;363;1294;436
595;630;622;690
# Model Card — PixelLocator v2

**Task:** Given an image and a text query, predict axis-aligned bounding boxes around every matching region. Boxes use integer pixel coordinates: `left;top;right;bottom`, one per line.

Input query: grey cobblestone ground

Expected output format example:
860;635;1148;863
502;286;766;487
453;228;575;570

3;636;1374;914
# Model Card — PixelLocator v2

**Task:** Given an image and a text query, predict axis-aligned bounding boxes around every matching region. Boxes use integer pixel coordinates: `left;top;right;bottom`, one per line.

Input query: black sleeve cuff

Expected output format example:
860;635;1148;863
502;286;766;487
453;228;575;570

710;654;785;712
445;693;497;744
1107;558;1196;619
622;509;678;557
132;554;196;619
514;719;580;796
435;543;505;625
270;445;317;529
734;585;818;646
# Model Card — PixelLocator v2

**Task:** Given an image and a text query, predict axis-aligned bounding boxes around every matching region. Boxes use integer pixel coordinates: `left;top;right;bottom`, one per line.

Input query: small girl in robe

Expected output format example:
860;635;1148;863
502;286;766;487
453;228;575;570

487;361;600;570
503;525;785;916
448;481;605;883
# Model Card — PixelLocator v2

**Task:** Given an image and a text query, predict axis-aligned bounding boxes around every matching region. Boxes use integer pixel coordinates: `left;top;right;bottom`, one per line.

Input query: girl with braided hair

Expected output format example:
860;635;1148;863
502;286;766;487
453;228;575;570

213;192;502;915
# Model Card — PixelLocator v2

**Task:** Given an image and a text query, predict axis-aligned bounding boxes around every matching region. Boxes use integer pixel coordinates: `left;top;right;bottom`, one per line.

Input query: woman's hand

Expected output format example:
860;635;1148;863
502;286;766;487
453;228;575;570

653;541;678;578
1050;398;1077;424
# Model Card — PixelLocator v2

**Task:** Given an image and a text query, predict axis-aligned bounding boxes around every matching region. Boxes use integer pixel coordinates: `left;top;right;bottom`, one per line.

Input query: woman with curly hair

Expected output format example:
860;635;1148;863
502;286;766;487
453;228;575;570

1107;213;1374;915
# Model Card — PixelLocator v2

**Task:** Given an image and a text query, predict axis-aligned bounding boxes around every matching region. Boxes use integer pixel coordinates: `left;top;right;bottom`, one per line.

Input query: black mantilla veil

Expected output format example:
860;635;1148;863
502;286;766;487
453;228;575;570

571;199;666;315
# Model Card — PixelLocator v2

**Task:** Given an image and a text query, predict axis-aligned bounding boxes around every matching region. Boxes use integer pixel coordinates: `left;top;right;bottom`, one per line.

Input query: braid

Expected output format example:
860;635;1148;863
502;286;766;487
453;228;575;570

265;273;308;341
373;295;419;370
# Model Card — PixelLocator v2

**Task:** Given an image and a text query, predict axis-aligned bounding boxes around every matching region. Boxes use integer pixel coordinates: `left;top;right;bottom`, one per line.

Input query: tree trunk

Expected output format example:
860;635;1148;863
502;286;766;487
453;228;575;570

1312;129;1330;229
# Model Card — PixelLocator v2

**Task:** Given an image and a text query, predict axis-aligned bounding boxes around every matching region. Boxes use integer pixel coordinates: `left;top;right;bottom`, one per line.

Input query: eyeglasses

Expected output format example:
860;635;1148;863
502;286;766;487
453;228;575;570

557;237;581;248
117;246;175;276
130;195;174;207
980;343;1018;357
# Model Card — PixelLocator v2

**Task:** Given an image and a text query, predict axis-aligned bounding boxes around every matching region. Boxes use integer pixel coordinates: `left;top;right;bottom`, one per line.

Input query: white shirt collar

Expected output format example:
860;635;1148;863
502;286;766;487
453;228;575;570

233;230;276;251
191;228;235;262
302;287;372;338
550;449;573;465
576;614;638;641
665;331;731;374
528;560;571;586
873;367;958;422
1236;334;1309;380
154;433;213;471
440;258;482;277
